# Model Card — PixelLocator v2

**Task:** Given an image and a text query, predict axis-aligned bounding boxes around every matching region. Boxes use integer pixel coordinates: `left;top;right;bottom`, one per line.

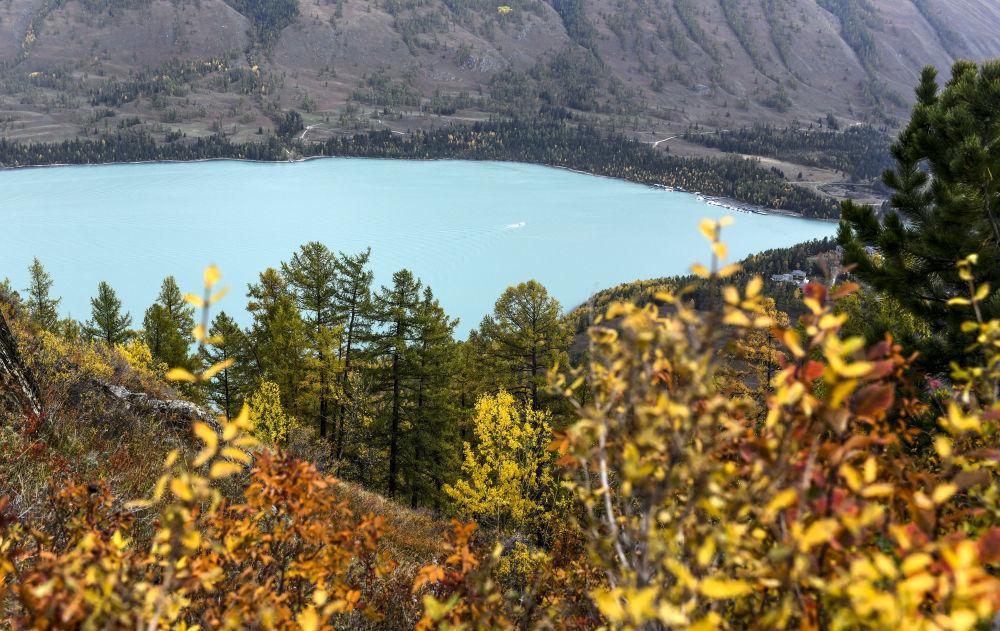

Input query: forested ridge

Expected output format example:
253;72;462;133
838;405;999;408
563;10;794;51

684;123;895;182
565;237;839;334
0;119;841;218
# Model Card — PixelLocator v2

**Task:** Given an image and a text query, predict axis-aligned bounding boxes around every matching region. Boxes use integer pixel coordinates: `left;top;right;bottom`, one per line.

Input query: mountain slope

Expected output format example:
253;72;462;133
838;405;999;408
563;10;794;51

0;0;998;145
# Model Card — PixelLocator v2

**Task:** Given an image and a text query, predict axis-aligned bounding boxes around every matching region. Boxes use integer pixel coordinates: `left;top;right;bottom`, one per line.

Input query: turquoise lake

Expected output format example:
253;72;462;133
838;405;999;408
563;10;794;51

3;159;836;336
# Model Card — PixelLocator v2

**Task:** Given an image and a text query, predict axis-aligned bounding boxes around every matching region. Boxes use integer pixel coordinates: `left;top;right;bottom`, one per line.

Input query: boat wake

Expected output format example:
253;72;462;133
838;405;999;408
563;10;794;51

505;221;526;229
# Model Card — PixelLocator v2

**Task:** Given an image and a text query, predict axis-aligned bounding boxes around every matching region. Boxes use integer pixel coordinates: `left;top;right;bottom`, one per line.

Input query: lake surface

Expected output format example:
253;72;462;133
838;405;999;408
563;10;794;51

3;159;836;336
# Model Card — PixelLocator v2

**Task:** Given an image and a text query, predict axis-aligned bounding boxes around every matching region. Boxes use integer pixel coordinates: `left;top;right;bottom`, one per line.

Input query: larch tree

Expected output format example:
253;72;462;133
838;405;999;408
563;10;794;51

838;60;1000;373
85;281;132;346
246;268;309;419
201;311;251;421
477;280;570;409
370;268;422;500
23;258;60;332
331;248;374;456
404;285;461;509
282;242;339;437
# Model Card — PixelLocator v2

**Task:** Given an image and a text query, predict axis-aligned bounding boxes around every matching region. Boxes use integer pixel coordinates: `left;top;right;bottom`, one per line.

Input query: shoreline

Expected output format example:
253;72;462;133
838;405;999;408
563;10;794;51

0;153;838;223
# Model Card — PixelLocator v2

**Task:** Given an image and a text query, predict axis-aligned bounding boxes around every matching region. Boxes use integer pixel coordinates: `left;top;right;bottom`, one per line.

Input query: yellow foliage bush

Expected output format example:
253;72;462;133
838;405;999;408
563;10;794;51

248;380;295;445
443;390;567;539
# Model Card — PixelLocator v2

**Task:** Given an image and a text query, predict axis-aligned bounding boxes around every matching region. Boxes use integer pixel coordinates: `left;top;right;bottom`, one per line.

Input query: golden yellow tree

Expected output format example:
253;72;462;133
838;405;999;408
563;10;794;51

443;390;564;538
248;380;294;445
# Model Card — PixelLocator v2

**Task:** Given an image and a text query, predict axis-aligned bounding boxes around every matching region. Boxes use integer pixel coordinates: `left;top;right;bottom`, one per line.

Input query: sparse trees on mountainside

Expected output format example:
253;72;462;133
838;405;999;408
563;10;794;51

84;281;132;346
839;60;1000;373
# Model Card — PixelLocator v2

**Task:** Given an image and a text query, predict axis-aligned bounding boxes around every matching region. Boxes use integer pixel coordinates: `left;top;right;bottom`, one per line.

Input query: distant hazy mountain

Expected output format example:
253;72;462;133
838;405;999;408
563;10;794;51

1;0;998;143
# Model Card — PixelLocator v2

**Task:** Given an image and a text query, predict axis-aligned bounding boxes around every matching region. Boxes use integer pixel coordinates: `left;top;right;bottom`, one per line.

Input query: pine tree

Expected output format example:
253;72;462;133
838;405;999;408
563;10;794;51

370;269;422;499
838;61;1000;372
282;242;339;437
477;280;570;409
85;281;132;346
143;276;195;369
23;258;60;332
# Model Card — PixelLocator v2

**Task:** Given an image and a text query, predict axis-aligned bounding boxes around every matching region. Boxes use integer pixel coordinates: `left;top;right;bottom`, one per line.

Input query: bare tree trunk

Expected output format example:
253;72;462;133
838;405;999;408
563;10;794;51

0;309;42;419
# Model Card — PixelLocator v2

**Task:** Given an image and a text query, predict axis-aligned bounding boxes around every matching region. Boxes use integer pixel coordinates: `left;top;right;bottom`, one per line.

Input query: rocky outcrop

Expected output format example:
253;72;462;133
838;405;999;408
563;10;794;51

100;382;223;435
0;309;42;419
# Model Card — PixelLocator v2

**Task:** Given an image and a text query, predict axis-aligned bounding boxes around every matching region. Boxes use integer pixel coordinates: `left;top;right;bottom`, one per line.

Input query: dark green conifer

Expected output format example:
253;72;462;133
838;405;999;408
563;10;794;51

85;281;132;346
838;61;1000;372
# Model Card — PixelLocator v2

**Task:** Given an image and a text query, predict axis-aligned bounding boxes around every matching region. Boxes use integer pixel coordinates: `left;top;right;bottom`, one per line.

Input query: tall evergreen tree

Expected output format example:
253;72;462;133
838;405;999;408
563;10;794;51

405;285;460;508
143;276;195;369
282;242;339;437
838;61;1000;372
477;280;570;409
246;268;309;419
85;281;132;346
201;311;251;420
23;258;60;332
370;269;423;500
332;248;374;455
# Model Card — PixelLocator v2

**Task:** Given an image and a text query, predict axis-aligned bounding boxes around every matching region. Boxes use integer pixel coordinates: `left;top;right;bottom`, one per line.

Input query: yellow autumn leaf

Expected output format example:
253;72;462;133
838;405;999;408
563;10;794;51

204;265;221;288
723;310;752;327
193;422;218;449
297;606;320;631
765;489;798;514
590;589;625;622
184;293;205;308
800;519;838;549
202;358;235;380
210;461;243;479
170;478;194;502
166;367;197;382
691;263;710;278
700;578;751;599
718;263;741;278
698;218;716;241
932;483;957;505
712;241;728;260
221;446;253;464
861;483;894;498
719;215;734;227
209;286;230;305
625;587;658;621
746;276;762;298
